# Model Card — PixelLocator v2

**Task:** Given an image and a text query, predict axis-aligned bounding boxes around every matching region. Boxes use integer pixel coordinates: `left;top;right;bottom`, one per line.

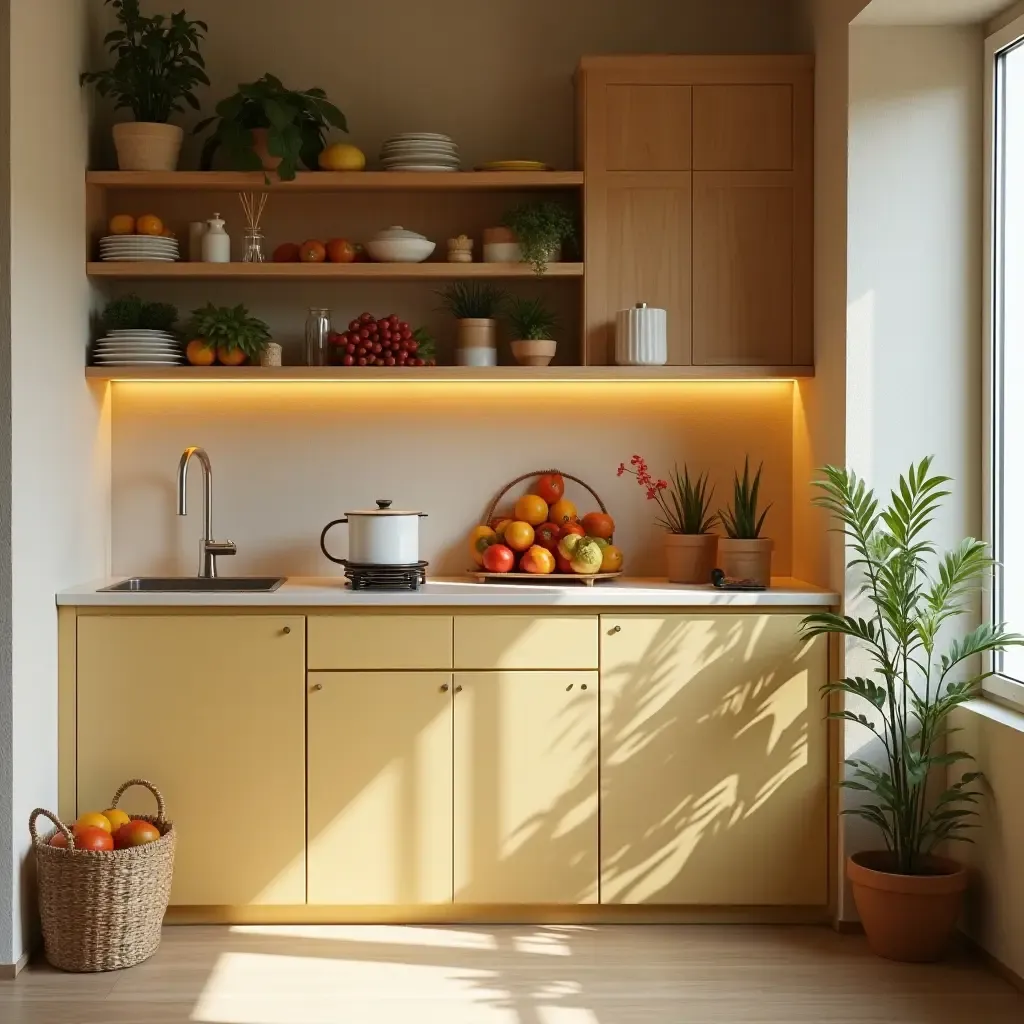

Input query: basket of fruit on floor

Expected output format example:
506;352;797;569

469;470;624;584
29;778;176;972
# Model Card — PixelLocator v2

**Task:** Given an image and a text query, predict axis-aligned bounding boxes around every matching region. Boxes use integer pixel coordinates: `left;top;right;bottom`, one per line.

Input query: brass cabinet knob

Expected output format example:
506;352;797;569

609;625;621;634
581;684;588;690
440;683;449;692
455;684;463;693
565;683;574;691
312;682;323;691
282;626;292;635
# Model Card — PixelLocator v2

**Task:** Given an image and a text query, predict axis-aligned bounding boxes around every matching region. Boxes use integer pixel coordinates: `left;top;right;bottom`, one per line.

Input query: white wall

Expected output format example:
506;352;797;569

0;0;110;966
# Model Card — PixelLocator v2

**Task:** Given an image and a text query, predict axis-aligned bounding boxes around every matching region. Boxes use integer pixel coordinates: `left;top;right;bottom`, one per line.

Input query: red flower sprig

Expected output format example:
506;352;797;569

618;455;668;501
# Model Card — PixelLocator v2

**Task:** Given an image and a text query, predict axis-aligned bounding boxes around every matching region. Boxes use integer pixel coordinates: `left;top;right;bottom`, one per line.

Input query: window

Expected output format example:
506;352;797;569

987;13;1024;708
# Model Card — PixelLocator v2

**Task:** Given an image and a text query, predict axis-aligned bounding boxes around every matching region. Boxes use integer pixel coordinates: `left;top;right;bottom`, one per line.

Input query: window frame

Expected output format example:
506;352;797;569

984;12;1024;711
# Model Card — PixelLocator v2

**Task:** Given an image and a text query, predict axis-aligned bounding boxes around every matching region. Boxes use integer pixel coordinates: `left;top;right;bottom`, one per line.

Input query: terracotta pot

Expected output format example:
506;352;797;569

717;537;773;586
250;128;282;171
510;339;556;366
664;533;717;584
848;852;968;962
457;318;497;349
112;122;183;171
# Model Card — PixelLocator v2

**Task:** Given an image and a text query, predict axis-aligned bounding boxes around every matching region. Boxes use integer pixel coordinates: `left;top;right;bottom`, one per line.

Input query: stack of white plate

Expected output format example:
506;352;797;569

92;329;184;366
98;235;180;262
379;133;460;172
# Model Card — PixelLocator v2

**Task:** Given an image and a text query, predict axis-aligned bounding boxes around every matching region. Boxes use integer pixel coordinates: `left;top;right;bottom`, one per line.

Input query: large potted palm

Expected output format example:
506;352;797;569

81;0;208;171
802;457;1023;962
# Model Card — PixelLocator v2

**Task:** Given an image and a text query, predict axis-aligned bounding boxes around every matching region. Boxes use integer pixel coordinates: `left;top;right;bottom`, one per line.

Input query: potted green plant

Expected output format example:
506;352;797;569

194;74;347;181
802;458;1024;962
100;294;178;334
185;303;271;367
437;282;506;366
618;457;717;583
717;458;772;586
507;297;559;367
499;201;577;274
81;0;208;171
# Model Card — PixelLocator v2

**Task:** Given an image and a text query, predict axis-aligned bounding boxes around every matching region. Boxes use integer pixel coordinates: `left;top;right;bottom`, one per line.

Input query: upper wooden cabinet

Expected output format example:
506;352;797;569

578;56;813;369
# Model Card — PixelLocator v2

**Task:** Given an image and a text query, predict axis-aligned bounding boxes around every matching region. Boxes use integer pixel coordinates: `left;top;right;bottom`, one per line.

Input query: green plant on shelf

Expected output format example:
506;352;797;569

101;294;178;334
506;297;558;340
501;200;577;275
719;457;771;539
80;0;209;124
436;282;506;320
185;303;270;361
194;74;347;182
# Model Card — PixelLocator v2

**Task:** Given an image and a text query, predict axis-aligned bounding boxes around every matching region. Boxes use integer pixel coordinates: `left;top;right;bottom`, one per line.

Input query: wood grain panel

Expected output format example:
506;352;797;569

76;615;306;906
307;672;453;905
600;613;827;906
454;671;598;904
693;85;793;171
605;85;691;170
692;172;794;365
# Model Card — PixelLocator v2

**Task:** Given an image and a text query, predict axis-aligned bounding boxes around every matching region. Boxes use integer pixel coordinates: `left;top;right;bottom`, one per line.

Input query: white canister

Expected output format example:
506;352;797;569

320;499;427;566
615;302;667;365
456;347;498;367
202;212;231;263
188;221;207;262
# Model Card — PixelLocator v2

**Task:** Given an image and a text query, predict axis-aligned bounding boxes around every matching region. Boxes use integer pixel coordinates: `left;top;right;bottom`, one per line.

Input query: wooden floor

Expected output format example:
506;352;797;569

1;924;1021;1023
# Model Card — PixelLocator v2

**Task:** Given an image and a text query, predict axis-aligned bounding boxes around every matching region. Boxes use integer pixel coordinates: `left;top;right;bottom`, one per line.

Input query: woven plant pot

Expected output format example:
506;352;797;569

112;122;183;172
30;779;176;972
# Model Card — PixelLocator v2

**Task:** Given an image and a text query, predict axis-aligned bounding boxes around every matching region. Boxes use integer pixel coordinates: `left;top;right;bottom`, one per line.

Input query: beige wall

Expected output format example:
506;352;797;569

989;0;1024;32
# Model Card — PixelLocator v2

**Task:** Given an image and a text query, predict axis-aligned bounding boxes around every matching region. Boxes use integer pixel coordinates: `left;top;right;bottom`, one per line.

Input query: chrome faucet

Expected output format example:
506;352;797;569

177;446;237;578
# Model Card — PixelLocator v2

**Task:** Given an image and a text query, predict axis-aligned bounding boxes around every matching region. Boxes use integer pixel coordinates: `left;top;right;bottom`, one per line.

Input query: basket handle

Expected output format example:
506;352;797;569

109;779;167;826
29;808;75;851
482;470;608;526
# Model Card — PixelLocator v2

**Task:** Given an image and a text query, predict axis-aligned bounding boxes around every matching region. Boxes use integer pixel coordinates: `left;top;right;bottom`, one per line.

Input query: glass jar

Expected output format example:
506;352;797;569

242;232;266;263
305;308;331;367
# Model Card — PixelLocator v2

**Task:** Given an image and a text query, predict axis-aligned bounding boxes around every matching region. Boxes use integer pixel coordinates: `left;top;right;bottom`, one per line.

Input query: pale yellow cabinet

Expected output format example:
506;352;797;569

600;613;827;906
307;672;453;906
454;671;599;905
76;614;306;906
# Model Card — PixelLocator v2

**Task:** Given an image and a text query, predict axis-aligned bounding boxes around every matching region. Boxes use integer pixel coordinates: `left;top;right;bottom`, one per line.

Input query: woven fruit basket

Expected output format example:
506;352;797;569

470;469;623;585
30;778;176;972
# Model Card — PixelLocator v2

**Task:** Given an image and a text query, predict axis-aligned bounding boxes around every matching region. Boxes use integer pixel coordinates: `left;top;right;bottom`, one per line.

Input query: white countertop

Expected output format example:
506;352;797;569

58;576;839;608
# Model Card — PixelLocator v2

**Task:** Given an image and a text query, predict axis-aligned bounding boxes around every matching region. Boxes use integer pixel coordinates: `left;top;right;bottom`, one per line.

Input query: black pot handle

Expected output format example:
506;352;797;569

320;518;349;565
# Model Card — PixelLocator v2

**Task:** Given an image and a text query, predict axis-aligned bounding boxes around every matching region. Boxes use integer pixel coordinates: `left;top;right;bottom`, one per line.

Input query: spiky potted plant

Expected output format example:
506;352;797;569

507;297;559;366
81;0;209;171
185;303;271;367
801;457;1024;962
437;281;506;366
717;457;772;585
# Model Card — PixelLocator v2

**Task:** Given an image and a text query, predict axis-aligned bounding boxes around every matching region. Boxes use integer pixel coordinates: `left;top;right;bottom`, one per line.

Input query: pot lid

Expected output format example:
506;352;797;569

346;498;424;516
370;225;428;243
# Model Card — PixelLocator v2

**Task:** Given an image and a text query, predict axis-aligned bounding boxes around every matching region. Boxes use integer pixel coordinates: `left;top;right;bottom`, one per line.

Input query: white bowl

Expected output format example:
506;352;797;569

366;226;436;263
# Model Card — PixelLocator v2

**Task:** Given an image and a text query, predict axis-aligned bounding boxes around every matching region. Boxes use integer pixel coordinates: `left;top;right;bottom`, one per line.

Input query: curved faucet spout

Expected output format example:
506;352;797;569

176;446;235;578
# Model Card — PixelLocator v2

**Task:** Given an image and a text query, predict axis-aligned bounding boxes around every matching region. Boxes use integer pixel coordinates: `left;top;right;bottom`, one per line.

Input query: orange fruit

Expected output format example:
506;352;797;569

136;214;164;236
469;525;497;566
186;339;216;366
108;213;136;235
103;809;131;832
515;494;549;526
521;545;555;574
582;512;615;539
273;242;301;263
217;346;248;366
76;811;113;834
504;521;535;552
300;239;327;263
326;238;356;263
600;544;624;572
549;498;578;526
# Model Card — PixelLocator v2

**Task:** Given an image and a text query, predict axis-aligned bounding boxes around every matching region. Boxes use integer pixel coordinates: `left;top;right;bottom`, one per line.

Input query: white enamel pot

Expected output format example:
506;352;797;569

321;499;427;566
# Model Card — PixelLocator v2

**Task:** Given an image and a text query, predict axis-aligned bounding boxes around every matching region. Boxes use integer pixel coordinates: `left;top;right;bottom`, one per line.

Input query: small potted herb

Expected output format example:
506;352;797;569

717;458;772;586
81;0;209;171
618;457;717;583
194;74;347;181
100;294;178;334
507;297;558;366
185;303;271;367
499;201;577;274
437;281;506;366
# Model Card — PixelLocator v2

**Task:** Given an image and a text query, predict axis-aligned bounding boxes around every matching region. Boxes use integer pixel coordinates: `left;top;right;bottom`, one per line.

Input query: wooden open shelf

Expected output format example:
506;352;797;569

85;365;813;383
86;171;585;192
86;261;584;281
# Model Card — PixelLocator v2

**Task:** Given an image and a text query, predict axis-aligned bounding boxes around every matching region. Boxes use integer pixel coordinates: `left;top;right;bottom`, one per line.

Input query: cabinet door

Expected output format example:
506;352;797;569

586;174;692;366
692;85;793;171
604;84;692;171
600;614;827;906
692;172;809;366
454;671;598;904
307;672;453;905
77;615;306;906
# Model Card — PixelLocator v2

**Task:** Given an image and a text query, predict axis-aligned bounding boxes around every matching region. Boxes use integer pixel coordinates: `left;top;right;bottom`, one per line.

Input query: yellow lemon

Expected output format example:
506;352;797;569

108;213;136;235
103;808;131;832
318;144;366;171
75;811;113;834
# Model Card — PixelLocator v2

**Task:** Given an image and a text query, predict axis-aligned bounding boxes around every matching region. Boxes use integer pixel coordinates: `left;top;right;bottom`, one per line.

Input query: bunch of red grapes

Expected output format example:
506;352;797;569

328;312;436;367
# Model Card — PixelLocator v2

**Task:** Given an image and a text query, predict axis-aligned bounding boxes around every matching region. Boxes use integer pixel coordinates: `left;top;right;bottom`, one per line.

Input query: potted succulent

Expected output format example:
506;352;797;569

499;201;577;274
717;458;772;586
194;74;347;182
437;282;506;367
81;0;209;171
618;456;717;583
185;303;270;367
802;457;1024;962
507;297;559;367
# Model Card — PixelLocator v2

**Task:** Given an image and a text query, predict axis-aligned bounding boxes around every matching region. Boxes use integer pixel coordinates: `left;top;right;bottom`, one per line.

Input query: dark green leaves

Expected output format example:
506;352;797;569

718;457;771;539
186;303;270;359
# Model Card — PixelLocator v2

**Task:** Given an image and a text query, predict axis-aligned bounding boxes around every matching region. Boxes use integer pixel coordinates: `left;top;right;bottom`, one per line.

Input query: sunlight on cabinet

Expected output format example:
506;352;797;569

600;614;827;906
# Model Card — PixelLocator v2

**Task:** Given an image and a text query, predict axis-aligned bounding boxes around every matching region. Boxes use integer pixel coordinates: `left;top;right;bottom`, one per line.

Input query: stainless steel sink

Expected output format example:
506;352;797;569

99;577;285;593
